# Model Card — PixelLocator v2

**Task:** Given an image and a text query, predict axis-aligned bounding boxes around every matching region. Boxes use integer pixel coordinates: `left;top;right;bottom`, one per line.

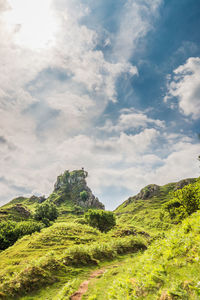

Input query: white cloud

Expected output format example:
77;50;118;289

113;0;162;61
1;0;198;210
100;108;165;132
165;57;200;119
146;141;200;185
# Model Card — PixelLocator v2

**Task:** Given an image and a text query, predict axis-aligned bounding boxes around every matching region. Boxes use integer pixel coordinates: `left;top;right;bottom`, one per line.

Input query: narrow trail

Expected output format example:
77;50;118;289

70;265;117;300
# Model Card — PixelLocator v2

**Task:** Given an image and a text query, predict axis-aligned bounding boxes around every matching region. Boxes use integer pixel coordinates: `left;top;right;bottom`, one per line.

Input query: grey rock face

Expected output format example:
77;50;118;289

135;184;160;200
29;195;46;203
11;204;31;217
174;178;196;191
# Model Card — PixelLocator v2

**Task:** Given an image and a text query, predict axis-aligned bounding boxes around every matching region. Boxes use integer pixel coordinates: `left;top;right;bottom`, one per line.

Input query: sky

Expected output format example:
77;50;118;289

0;0;200;210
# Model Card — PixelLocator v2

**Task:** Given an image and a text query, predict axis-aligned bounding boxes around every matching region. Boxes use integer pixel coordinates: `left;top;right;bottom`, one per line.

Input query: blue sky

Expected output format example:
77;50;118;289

0;0;199;209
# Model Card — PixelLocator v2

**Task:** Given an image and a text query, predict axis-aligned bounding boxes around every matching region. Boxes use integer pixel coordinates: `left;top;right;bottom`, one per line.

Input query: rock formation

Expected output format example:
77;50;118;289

53;169;105;209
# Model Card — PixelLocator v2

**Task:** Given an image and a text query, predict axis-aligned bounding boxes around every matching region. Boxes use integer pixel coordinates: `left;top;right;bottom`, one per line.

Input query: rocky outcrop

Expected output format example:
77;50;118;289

135;184;160;200
53;169;105;210
29;195;46;203
174;178;196;191
10;204;31;218
117;178;197;210
122;184;160;208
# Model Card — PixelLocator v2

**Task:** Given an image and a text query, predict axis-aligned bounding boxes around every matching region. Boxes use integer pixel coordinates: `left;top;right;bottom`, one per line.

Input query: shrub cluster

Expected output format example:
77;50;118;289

163;180;200;222
34;202;58;225
85;209;116;232
0;220;43;250
80;190;88;201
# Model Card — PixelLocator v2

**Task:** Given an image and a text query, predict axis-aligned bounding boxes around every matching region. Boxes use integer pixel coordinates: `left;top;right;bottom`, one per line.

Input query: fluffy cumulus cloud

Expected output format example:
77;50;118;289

165;57;200;119
0;0;199;209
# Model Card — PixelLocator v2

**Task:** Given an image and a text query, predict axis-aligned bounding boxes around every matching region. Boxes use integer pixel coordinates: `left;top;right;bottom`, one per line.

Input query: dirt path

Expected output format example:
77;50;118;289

70;268;106;300
70;266;117;300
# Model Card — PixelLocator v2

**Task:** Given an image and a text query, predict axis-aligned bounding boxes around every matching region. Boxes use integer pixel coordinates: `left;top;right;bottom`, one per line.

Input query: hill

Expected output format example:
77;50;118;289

0;173;200;299
0;169;104;223
82;209;200;299
115;178;196;232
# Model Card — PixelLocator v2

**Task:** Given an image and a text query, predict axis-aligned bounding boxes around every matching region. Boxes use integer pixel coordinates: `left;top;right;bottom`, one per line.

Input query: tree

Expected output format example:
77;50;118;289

80;190;88;201
34;202;58;224
85;209;116;232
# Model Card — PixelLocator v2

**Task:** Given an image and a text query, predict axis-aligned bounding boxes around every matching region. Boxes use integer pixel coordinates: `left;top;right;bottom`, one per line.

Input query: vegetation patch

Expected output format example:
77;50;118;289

85;210;116;232
0;235;147;298
0;220;43;250
94;211;200;299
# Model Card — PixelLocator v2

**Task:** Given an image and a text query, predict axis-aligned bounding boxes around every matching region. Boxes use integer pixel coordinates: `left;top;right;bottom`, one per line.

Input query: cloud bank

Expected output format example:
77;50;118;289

0;0;199;209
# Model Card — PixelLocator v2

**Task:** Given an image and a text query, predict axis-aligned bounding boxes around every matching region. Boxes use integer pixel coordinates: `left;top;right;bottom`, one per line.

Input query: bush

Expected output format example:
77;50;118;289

1;265;56;297
80;190;88;201
0;221;43;250
85;209;116;232
174;184;200;215
163;181;200;221
34;202;58;224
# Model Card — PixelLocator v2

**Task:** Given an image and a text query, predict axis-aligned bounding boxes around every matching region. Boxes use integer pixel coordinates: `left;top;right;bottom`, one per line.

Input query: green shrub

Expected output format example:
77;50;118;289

63;245;97;265
0;221;17;250
0;220;43;250
34;202;58;224
163;181;200;221
1;265;56;297
80;190;88;201
85;209;116;232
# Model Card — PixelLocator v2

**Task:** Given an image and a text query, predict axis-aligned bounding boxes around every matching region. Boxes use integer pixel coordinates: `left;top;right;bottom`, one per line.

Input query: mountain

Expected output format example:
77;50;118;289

0;169;104;222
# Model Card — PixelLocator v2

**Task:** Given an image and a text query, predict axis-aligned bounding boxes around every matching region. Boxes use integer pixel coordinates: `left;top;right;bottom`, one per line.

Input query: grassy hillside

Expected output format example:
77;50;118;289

0;174;199;299
0;169;104;224
0;221;148;299
85;209;200;299
115;178;196;232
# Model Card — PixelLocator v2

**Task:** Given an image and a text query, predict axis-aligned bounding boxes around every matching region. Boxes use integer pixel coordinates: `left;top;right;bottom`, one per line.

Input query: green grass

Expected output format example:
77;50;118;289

85;210;200;299
0;220;148;299
0;176;199;299
115;180;196;232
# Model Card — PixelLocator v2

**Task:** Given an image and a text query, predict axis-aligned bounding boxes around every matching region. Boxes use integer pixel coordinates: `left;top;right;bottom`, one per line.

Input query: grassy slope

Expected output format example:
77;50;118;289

85;210;200;299
0;222;101;275
0;192;81;223
0;197;35;222
0;170;94;223
115;179;196;232
0;176;198;299
0;220;149;299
